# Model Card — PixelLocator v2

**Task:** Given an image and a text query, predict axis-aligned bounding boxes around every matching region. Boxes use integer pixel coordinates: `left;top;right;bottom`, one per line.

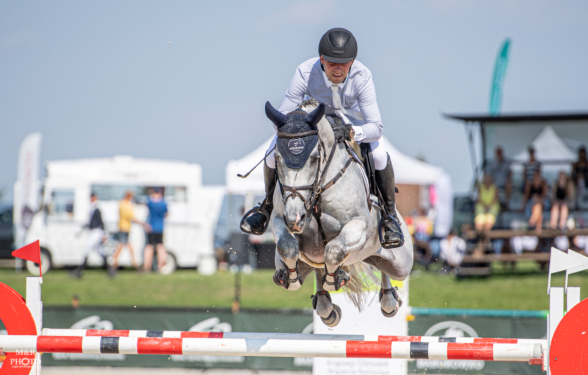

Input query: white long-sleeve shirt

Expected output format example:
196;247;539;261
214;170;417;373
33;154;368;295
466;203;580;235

278;57;383;143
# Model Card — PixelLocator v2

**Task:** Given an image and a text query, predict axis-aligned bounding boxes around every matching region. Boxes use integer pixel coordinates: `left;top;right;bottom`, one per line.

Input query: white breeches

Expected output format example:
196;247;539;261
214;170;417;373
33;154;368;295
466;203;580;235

265;135;389;170
84;229;104;258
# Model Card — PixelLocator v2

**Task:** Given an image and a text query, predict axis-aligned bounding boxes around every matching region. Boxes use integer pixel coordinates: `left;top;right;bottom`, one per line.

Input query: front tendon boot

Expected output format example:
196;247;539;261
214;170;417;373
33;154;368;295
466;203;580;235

375;155;404;248
240;163;277;235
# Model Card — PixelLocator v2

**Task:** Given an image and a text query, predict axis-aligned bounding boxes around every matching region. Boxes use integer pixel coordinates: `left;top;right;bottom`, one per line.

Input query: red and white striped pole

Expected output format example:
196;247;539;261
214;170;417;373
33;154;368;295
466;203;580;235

42;328;547;348
0;335;542;363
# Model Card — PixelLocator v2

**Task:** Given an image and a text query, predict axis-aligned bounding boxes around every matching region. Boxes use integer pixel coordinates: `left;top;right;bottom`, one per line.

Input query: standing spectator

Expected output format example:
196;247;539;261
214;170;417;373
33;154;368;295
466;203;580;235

71;193;115;278
440;230;467;269
551;171;572;231
485;146;512;207
523;147;542;190
112;190;145;270
522;170;548;234
143;188;168;273
475;174;500;232
571;146;588;206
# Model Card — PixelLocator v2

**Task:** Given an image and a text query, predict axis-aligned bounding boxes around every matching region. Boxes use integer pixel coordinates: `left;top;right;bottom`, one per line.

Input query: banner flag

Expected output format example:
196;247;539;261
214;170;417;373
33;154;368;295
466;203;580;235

489;38;511;116
14;132;42;250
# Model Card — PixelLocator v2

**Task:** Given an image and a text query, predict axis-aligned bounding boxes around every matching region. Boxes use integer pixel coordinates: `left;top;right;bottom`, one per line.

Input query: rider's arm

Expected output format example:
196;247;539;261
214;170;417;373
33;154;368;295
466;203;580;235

353;71;383;143
278;61;312;115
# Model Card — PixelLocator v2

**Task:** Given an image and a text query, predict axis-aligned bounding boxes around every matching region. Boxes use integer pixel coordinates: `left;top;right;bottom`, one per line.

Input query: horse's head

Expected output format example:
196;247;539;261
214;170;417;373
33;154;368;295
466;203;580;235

266;100;330;234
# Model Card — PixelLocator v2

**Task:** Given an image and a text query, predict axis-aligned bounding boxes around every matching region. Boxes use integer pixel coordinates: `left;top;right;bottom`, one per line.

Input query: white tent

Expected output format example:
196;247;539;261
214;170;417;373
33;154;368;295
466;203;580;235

226;136;453;236
513;126;575;164
512;126;575;174
226;136;445;194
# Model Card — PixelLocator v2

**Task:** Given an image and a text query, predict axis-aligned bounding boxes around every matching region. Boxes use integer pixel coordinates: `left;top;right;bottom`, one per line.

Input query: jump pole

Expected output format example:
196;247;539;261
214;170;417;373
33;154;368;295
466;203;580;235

0;335;543;363
41;328;547;348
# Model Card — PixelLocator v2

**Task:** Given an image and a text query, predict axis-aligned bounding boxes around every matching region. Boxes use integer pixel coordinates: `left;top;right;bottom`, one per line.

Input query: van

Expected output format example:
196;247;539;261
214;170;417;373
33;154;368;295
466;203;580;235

25;156;224;275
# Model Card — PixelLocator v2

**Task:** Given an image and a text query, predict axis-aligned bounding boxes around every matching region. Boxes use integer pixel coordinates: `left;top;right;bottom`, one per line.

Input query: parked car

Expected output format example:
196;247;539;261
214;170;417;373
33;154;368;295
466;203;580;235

0;204;14;259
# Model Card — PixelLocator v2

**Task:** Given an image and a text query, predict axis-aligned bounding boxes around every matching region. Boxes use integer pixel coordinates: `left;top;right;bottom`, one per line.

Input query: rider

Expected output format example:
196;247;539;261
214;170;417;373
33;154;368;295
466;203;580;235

242;27;403;248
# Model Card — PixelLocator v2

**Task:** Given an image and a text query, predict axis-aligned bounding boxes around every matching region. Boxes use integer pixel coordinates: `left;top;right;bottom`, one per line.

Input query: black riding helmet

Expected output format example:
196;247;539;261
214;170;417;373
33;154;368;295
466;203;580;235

318;28;357;64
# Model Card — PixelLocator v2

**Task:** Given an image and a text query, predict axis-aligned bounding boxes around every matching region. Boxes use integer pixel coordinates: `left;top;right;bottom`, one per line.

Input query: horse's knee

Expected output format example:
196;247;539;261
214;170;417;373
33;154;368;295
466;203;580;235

277;235;298;261
324;241;347;267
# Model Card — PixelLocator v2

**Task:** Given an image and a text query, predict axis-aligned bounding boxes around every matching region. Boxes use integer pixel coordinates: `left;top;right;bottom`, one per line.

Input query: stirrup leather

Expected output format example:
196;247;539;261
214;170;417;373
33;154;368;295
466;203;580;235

379;214;405;249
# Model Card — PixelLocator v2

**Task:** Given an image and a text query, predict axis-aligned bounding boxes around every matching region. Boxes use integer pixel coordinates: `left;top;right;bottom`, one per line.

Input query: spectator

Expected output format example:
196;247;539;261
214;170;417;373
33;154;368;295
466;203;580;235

70;193;115;278
551;171;572;231
413;208;434;242
440;230;467;269
523;146;542;190
112;190;145;270
522;170;548;234
485;146;512;207
475;174;500;232
571;146;588;205
143;188;168;273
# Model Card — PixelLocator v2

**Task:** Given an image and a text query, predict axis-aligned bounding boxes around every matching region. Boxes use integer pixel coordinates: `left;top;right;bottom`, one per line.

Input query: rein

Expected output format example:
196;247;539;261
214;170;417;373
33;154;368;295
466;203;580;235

278;130;358;248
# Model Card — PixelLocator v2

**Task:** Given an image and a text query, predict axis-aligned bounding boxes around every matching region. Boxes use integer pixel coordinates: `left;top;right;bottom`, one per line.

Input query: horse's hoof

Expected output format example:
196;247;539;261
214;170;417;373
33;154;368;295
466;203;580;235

321;304;342;327
322;268;350;292
381;298;403;318
273;269;289;290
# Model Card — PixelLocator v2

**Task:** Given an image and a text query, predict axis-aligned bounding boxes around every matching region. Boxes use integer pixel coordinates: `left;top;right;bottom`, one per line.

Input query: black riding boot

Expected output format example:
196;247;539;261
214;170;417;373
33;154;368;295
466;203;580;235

240;163;277;235
375;155;404;248
70;257;87;279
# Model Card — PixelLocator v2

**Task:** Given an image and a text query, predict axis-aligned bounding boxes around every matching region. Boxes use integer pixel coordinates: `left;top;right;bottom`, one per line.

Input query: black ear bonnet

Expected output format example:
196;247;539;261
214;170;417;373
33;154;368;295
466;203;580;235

266;102;325;169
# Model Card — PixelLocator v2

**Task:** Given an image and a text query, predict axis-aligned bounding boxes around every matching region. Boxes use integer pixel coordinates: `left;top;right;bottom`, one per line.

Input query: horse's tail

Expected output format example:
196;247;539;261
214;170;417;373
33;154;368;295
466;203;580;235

341;262;381;312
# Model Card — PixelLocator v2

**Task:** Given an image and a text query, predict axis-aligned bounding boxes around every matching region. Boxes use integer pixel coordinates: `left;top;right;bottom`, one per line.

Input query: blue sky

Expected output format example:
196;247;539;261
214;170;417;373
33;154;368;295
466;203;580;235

1;0;587;200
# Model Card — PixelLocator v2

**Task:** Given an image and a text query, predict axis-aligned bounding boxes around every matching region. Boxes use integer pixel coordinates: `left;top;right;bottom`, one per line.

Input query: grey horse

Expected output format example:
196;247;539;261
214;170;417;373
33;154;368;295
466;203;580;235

266;98;414;327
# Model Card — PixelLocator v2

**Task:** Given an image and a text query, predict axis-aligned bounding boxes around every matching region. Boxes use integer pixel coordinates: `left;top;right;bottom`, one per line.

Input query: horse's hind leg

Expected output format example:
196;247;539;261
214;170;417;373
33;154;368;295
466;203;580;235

378;273;402;317
312;268;342;327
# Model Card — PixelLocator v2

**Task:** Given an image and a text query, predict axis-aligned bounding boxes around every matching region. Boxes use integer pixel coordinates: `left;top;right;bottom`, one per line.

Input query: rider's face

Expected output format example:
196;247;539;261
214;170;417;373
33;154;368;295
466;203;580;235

321;56;353;85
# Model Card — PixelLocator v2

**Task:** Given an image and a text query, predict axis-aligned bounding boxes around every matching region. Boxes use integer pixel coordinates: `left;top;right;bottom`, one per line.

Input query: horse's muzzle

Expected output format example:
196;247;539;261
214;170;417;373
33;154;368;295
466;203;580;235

285;212;306;233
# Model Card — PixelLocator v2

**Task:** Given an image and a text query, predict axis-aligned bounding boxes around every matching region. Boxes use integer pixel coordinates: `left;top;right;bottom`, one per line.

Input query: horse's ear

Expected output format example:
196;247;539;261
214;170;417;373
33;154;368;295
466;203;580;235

265;101;287;128
305;103;326;129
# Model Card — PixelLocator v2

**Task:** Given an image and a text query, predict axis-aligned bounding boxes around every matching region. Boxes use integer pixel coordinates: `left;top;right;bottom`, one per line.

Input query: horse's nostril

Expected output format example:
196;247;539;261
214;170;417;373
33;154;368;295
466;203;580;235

300;214;306;224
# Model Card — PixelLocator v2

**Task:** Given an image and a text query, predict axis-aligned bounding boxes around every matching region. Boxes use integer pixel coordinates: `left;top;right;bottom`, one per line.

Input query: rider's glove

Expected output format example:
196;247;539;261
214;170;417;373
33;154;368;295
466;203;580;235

331;123;354;143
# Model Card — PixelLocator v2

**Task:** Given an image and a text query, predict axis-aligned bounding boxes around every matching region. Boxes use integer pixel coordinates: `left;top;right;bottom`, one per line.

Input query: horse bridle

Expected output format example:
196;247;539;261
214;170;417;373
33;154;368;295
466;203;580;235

276;127;356;247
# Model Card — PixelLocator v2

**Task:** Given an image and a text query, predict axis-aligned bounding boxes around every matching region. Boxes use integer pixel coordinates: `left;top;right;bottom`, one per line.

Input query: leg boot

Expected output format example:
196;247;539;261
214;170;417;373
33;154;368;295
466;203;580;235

375;155;404;248
240;163;277;235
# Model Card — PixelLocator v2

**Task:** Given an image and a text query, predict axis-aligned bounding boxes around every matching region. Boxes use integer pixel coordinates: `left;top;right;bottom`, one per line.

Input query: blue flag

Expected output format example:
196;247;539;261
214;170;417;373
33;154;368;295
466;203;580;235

489;39;511;116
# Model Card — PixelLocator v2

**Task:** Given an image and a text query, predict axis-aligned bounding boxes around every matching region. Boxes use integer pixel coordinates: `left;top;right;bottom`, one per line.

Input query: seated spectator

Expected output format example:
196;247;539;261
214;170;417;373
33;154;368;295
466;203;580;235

475;174;500;232
440;230;467;269
551;171;572;231
571;146;588;206
486;146;512;208
413;208;434;242
522;170;548;234
523;146;542;191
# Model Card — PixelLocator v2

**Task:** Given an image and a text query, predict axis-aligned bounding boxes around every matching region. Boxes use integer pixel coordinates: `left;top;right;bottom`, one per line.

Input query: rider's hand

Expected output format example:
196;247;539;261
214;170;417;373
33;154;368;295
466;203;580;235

331;122;354;143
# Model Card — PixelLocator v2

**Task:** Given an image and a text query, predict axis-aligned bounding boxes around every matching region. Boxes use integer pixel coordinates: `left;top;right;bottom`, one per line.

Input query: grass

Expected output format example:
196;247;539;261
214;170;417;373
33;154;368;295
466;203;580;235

0;261;586;310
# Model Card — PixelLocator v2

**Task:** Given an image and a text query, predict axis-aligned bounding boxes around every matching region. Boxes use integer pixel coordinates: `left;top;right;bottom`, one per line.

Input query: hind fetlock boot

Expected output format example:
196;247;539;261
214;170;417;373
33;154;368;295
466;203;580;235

375;155;404;248
240;163;277;235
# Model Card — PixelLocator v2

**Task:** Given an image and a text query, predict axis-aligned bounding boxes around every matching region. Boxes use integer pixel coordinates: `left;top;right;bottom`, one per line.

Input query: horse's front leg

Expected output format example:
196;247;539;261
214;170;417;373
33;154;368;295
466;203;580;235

322;219;367;291
312;268;342;327
272;215;305;290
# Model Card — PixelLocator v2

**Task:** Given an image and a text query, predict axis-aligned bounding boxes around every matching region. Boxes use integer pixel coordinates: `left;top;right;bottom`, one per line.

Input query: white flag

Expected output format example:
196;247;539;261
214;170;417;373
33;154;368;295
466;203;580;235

14;132;42;248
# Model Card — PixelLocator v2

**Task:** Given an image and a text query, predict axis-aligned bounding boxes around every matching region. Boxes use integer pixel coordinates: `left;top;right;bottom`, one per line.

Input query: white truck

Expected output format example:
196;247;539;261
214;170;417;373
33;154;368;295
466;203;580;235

24;156;224;275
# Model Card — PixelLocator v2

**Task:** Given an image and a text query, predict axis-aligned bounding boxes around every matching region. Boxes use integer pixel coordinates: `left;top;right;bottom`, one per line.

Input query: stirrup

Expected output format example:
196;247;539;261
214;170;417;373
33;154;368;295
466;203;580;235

311;290;332;310
273;260;304;289
322;265;350;291
379;214;404;249
240;205;270;235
